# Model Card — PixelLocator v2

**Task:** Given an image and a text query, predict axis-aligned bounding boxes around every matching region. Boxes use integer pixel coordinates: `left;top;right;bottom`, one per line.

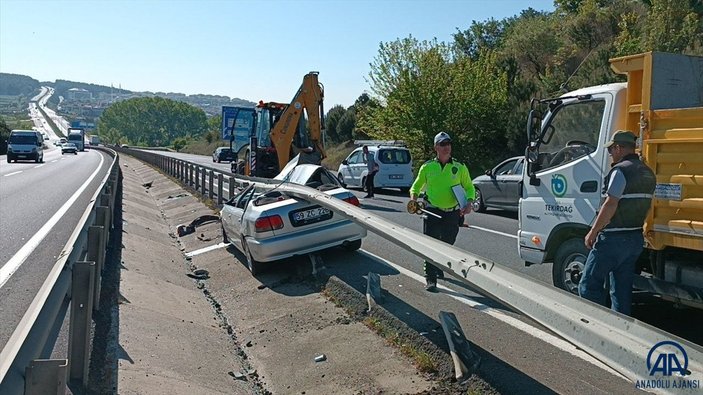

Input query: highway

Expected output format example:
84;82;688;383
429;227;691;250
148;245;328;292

0;93;112;351
147;148;703;346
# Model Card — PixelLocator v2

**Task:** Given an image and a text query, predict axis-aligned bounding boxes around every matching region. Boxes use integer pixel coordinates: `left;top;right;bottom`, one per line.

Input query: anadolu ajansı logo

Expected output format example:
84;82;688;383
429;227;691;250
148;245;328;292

551;174;567;197
635;340;700;390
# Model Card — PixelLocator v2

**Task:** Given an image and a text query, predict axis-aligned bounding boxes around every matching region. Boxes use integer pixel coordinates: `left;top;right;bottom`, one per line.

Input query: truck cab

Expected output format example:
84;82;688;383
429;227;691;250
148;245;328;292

519;84;626;293
519;52;703;308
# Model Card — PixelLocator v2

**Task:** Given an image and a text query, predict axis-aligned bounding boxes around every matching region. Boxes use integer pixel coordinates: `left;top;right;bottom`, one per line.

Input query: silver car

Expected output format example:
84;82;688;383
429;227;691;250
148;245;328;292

471;156;524;213
220;163;366;274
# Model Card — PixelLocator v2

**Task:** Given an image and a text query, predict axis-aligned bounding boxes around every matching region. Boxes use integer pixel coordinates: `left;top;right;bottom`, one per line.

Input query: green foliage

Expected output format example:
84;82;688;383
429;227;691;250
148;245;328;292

642;0;702;53
361;37;509;170
173;137;188;152
325;105;346;142
336;107;356;142
0;117;10;154
97;97;207;147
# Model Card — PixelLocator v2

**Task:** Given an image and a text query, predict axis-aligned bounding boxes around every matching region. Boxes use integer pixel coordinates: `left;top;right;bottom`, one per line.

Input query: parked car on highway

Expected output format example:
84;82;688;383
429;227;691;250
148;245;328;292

61;142;79;155
213;147;236;163
471;156;524;213
337;141;413;193
6;129;44;163
221;162;366;275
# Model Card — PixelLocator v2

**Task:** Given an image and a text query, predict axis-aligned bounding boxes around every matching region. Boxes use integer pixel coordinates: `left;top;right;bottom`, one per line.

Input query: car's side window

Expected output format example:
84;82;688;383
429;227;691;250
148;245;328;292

495;159;517;176
512;160;524;175
348;151;362;164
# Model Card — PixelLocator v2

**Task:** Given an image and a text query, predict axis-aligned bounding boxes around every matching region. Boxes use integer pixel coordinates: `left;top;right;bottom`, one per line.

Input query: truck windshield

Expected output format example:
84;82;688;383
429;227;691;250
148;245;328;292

537;100;605;170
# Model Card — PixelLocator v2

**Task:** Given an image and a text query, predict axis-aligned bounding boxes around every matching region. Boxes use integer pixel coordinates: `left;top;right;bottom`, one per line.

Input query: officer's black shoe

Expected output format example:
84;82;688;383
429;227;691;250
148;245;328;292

425;279;438;293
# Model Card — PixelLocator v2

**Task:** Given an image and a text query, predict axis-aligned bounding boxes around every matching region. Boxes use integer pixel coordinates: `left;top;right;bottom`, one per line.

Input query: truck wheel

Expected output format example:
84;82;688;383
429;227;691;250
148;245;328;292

552;238;589;295
472;188;486;213
242;237;262;275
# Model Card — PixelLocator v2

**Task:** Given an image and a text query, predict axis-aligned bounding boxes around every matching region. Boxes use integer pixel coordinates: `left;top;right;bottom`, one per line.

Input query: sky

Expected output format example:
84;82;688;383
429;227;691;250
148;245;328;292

0;0;555;108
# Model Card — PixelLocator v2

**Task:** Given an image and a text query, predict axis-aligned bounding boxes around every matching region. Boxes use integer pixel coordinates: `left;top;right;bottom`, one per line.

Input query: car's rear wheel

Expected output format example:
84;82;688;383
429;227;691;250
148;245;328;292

472;188;486;213
552;238;589;295
343;239;362;252
74;152;77;155
241;237;262;275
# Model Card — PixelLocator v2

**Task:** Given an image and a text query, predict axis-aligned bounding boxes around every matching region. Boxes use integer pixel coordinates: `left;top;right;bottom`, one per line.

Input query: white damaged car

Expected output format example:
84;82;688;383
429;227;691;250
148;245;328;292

220;161;366;275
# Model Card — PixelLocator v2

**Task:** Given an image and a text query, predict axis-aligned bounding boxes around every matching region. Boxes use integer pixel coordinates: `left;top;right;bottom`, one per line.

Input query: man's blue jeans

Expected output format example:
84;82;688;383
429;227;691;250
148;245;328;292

578;230;644;315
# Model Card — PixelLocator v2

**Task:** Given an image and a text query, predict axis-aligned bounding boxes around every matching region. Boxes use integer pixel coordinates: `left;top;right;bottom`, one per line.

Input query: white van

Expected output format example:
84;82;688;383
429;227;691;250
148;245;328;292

7;130;44;163
337;141;414;193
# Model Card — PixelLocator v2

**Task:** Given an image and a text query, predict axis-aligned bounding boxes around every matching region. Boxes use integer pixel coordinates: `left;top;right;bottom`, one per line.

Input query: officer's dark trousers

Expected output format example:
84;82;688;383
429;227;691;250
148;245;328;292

422;208;460;281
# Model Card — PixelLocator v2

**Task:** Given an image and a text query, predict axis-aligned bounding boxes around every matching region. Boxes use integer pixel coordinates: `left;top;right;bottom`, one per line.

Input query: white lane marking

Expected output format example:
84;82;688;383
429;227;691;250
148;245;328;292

468;225;517;239
185;242;229;258
4;171;22;177
34;164;45;168
0;155;106;289
51;160;57;163
358;249;623;378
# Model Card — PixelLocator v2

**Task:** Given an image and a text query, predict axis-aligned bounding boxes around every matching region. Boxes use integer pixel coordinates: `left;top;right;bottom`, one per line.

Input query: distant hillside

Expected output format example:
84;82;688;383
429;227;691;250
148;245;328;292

1;72;256;116
0;73;40;96
52;79;132;98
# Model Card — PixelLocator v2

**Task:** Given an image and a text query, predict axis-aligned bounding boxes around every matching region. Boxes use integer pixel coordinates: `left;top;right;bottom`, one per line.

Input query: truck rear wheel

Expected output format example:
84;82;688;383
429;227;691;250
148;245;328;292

552;238;589;295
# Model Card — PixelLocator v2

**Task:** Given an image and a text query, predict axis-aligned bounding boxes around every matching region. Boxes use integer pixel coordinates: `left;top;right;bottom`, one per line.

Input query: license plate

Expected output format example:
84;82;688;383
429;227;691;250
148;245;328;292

389;174;403;179
290;206;332;227
17;155;26;158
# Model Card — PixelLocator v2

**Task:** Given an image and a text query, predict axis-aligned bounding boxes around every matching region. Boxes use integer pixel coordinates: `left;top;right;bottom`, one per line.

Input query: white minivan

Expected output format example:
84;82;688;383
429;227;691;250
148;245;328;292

6;130;44;163
337;141;414;193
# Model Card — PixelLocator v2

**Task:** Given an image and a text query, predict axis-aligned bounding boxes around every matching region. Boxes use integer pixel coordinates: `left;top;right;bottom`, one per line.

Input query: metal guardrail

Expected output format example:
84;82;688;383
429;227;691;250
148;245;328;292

0;147;120;394
110;148;703;391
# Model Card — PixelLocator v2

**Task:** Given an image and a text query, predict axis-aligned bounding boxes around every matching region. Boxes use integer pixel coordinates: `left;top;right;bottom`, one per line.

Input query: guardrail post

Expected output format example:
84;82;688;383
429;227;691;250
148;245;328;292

195;165;200;191
68;261;96;387
208;170;214;200
88;225;105;309
228;176;235;201
202;168;207;197
24;359;67;395
99;195;112;229
217;173;224;205
188;164;193;187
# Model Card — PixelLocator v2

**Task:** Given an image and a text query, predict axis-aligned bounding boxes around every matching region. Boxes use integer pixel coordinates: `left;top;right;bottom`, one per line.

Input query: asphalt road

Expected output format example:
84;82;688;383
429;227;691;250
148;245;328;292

152;149;702;346
0;145;113;349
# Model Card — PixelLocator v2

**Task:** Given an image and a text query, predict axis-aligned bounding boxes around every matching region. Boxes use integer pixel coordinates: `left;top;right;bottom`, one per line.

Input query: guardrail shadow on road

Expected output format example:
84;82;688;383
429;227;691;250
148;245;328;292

316;250;556;394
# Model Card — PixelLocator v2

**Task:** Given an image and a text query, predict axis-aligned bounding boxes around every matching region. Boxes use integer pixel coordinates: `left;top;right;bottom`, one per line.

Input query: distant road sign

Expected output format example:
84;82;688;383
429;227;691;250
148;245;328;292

221;106;255;153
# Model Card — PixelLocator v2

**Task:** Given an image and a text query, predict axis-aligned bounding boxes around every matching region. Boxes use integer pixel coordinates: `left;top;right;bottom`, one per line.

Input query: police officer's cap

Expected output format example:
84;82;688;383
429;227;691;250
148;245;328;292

434;132;451;145
605;130;637;148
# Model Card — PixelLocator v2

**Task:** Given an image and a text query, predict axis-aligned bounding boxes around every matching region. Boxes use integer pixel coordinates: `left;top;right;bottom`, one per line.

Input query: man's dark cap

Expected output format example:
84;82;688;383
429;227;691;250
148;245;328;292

605;130;637;148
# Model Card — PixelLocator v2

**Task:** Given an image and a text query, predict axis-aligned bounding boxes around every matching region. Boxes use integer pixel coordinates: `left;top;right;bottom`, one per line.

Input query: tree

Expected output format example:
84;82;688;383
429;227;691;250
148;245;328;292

325;105;346;142
643;0;702;53
96;97;207;146
336;107;356;142
361;36;509;170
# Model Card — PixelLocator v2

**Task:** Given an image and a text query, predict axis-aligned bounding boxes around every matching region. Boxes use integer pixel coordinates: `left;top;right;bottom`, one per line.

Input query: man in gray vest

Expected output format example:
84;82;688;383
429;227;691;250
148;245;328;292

579;130;656;315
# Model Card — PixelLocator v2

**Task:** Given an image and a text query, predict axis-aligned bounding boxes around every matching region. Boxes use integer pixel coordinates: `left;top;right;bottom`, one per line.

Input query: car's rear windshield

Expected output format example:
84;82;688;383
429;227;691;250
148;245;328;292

377;148;411;164
9;134;37;144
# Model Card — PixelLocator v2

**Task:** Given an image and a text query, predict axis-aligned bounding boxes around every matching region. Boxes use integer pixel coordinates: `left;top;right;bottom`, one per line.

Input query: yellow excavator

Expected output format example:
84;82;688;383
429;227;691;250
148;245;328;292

235;72;326;178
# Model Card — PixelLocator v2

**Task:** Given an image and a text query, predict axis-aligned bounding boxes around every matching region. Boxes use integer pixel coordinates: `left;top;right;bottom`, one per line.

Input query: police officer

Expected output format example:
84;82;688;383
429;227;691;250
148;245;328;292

410;132;475;292
579;130;656;315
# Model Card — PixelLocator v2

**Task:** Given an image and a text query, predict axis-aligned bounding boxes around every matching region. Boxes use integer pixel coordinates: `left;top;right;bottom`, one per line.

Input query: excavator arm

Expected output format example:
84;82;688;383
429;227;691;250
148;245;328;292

269;72;326;170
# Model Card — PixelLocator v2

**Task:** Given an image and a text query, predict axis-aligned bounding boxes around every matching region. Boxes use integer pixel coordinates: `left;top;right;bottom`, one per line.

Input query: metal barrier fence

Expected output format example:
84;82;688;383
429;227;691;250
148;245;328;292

96;148;703;391
0;148;120;394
